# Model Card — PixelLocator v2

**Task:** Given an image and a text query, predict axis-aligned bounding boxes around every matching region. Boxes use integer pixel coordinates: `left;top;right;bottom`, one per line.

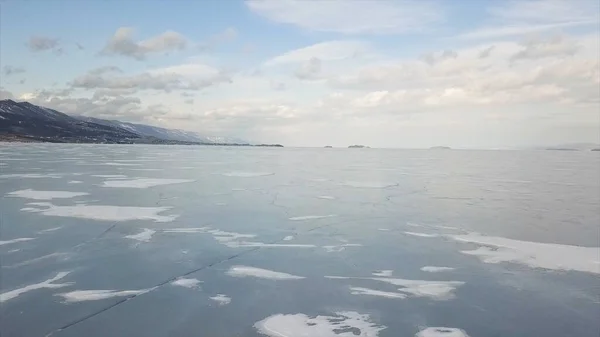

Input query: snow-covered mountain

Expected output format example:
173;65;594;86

0;99;249;145
74;116;247;145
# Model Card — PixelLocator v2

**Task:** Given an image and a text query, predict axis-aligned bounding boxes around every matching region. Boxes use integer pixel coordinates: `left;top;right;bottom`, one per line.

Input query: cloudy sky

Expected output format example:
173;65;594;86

1;0;599;148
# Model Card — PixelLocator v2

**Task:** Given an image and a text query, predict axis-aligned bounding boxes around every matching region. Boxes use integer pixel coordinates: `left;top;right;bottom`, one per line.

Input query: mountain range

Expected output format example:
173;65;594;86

0;99;258;145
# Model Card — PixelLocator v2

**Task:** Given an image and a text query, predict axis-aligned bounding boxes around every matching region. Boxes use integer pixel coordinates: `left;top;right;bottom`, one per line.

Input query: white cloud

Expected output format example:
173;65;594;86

246;0;443;34
264;40;371;66
100;27;187;60
459;0;600;40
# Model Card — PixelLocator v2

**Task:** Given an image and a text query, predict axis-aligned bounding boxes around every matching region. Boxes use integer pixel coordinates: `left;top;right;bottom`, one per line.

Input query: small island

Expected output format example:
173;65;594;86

429;146;452;150
348;145;369;148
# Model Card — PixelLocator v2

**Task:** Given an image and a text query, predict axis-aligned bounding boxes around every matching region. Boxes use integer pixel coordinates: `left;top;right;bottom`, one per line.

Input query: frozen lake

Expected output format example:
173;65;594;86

1;144;599;337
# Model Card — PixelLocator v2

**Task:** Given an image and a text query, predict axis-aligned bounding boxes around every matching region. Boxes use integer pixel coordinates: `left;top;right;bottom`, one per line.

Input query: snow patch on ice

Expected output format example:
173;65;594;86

0;237;35;246
283;236;294;241
350;287;407;299
289;215;337;221
326;276;464;300
254;311;386;337
342;181;398;189
404;232;439;238
210;294;231;306
416;327;470;337
57;288;154;303
372;270;393;277
323;243;362;253
124;228;156;242
0;272;72;303
317;195;335;200
6;189;89;200
21;203;177;222
102;178;194;188
226;266;304;280
448;232;600;274
171;278;202;288
421;266;455;273
222;172;274;177
67;180;83;184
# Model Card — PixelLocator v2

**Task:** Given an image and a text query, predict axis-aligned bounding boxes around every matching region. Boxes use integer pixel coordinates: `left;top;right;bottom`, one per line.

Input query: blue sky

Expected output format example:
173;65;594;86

1;0;599;148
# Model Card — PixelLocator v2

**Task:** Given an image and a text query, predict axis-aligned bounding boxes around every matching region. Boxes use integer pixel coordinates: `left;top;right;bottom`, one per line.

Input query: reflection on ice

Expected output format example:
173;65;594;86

254;311;385;337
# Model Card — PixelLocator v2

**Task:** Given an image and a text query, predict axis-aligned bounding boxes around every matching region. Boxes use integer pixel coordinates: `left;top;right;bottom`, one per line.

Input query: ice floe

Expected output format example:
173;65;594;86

254;311;386;337
350;287;407;299
289;215;337;221
372;270;393;277
210;294;231;306
226;266;305;280
222;172;274;177
0;237;35;246
101;178;194;188
21;203;177;222
124;228;156;242
326;276;464;300
6;189;89;200
416;327;470;337
404;232;439;238
0;272;72;303
171;278;202;288
448;232;600;274
57;288;154;303
421;266;455;273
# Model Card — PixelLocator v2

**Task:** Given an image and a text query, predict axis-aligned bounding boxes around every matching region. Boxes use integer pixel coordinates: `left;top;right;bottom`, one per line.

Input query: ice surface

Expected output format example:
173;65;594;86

0;237;35;246
0;272;72;303
124;228;156;242
421;266;455;273
416;327;470;337
289;215;337;221
254;311;386;337
6;189;89;200
5;253;69;268
57;288;153;303
226;266;305;280
91;175;128;179
210;294;231;306
448;232;600;274
101;178;194;188
21;203;177;222
171;278;202;288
